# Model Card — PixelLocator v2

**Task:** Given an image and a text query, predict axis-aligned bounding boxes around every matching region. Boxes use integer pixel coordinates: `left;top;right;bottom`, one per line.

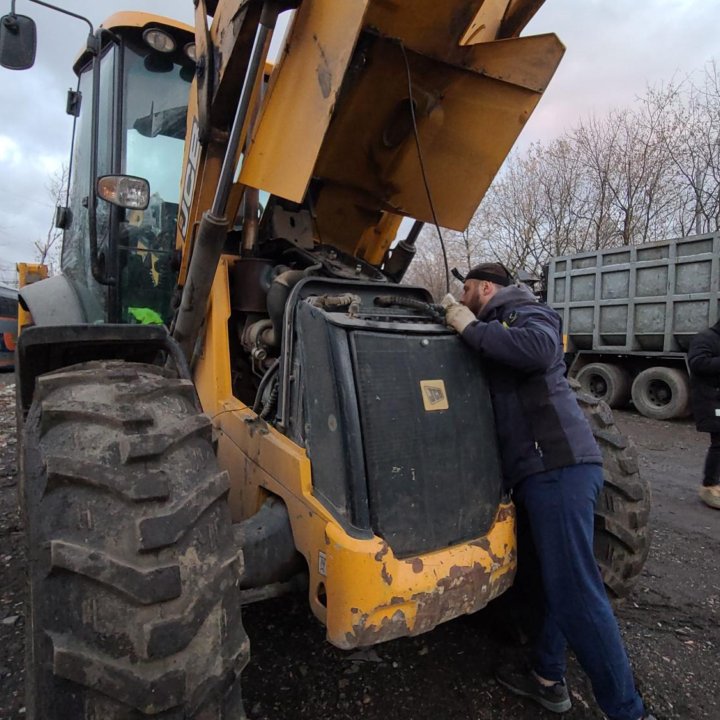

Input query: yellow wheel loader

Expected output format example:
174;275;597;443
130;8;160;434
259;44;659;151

2;1;650;717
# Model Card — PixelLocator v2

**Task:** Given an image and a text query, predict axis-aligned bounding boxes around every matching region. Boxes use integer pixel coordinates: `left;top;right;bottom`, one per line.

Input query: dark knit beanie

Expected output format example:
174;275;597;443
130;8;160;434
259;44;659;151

453;262;513;286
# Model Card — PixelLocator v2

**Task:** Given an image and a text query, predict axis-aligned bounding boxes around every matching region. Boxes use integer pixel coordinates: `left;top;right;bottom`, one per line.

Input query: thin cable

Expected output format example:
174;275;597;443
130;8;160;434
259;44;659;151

398;41;450;294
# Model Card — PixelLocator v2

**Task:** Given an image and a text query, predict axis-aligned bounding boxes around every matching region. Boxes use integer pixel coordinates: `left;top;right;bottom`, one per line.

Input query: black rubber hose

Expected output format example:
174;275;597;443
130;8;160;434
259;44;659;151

253;359;280;415
373;295;445;320
259;380;279;421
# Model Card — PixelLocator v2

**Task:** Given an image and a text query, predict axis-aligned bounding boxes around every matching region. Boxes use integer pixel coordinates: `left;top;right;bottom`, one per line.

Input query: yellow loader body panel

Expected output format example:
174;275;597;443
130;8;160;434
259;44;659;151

194;258;516;648
180;0;561;649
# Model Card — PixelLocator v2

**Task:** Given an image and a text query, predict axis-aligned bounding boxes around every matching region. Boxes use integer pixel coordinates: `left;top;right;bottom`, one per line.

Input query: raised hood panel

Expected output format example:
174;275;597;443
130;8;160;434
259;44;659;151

240;0;563;246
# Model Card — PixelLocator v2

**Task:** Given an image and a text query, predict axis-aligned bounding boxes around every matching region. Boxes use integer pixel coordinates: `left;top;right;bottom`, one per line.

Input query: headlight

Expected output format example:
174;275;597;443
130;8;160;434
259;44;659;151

143;28;176;54
184;42;196;62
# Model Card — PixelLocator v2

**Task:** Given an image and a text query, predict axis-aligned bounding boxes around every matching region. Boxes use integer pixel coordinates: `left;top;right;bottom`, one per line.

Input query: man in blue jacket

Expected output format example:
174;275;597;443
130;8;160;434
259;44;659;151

443;263;653;720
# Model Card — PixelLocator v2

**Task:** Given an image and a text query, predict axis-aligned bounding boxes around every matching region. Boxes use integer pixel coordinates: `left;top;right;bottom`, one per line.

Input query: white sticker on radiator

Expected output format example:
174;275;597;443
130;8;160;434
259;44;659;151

715;409;720;417
318;551;327;577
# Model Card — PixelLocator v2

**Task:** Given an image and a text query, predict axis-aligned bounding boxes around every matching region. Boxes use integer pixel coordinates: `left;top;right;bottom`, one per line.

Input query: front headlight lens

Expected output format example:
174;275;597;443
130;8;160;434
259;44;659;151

143;28;176;54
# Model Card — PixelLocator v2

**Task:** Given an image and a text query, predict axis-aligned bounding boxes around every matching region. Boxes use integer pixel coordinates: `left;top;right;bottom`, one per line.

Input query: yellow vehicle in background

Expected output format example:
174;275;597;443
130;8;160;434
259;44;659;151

0;283;19;369
2;1;649;717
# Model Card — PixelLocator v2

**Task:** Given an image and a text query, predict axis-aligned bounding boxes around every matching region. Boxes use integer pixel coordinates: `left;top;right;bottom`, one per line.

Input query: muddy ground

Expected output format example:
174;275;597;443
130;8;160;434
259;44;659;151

0;370;718;719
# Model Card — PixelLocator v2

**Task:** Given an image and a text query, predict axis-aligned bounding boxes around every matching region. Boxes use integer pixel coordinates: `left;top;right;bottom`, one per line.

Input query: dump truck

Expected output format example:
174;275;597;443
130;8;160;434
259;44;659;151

547;231;720;420
2;1;650;717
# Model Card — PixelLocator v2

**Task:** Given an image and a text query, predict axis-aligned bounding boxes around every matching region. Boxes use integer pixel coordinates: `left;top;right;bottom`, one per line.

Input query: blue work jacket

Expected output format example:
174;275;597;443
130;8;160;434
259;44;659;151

461;285;602;490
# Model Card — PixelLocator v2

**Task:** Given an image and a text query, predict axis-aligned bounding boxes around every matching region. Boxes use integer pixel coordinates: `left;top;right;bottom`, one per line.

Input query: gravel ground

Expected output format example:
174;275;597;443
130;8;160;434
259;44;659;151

0;370;718;719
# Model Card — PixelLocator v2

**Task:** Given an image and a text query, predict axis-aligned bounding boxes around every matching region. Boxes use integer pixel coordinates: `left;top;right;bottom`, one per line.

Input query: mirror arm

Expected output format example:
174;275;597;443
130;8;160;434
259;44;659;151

16;0;93;36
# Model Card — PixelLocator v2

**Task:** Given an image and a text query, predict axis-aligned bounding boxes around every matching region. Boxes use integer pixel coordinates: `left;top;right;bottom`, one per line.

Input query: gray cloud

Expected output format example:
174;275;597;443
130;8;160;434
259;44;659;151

523;0;720;145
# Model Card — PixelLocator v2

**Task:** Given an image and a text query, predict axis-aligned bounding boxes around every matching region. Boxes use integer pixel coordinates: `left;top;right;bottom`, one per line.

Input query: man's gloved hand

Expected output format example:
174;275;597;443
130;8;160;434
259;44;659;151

441;293;476;334
440;293;458;310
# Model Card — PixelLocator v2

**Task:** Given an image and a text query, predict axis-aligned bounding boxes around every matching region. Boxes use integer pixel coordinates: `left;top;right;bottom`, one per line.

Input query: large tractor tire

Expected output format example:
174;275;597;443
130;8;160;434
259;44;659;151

20;360;248;719
572;382;652;598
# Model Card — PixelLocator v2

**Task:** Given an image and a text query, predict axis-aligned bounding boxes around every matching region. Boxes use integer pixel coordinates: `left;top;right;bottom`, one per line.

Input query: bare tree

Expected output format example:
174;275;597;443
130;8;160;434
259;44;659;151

650;62;720;234
34;164;68;274
403;225;473;299
573;105;678;247
470;140;599;276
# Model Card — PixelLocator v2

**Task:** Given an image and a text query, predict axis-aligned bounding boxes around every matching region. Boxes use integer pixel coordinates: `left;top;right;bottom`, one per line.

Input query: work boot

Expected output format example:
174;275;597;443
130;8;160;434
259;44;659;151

496;665;571;713
699;484;720;509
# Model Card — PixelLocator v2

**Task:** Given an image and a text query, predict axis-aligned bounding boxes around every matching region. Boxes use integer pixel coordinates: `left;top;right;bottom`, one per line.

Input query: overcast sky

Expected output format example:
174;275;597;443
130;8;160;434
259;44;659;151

0;0;718;279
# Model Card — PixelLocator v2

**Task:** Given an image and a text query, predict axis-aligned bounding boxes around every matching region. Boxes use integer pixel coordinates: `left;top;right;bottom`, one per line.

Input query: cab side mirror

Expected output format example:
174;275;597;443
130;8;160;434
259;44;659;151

0;13;37;70
97;175;151;210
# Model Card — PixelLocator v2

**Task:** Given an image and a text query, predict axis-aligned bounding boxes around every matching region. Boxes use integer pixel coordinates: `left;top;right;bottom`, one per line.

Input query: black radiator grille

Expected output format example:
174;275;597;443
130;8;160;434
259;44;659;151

351;331;503;557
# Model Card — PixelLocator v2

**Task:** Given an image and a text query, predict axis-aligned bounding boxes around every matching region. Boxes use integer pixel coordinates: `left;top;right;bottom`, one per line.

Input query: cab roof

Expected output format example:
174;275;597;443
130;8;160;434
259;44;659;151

74;12;194;74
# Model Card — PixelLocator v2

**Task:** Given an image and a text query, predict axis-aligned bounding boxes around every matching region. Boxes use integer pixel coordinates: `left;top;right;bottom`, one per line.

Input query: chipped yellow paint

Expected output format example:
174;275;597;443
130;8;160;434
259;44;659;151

215;391;516;648
323;505;516;648
356;212;404;267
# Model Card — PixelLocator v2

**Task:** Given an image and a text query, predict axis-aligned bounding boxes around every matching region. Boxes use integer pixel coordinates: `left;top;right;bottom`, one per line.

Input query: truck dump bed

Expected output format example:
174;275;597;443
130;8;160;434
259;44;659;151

547;232;720;356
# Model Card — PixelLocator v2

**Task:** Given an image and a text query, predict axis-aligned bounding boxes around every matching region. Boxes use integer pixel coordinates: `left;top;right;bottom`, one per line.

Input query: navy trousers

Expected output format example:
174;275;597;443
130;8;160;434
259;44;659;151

512;464;645;720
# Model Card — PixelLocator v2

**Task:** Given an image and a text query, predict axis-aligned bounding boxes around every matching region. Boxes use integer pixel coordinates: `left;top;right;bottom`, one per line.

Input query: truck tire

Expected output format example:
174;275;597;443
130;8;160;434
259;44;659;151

572;381;651;598
20;360;248;719
576;362;631;408
631;366;690;420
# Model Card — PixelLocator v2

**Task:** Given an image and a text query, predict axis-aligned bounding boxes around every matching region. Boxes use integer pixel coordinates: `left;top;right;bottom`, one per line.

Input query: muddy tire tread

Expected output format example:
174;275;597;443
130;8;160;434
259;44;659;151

21;360;248;719
573;383;652;598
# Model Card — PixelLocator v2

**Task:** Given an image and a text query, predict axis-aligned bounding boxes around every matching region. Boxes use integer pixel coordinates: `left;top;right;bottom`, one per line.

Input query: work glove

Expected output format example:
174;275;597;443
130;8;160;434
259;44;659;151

441;293;476;334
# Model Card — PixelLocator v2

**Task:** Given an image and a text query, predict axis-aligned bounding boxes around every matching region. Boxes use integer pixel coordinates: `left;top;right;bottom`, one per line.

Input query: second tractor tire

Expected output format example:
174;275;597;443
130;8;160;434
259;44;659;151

572;381;652;599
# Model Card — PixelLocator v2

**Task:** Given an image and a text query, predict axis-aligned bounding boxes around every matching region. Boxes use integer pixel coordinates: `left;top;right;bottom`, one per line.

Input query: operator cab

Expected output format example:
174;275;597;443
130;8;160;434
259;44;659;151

61;15;195;324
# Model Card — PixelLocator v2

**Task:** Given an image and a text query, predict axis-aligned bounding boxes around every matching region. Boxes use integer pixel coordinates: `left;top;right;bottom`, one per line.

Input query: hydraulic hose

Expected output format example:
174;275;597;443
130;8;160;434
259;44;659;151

373;295;445;321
